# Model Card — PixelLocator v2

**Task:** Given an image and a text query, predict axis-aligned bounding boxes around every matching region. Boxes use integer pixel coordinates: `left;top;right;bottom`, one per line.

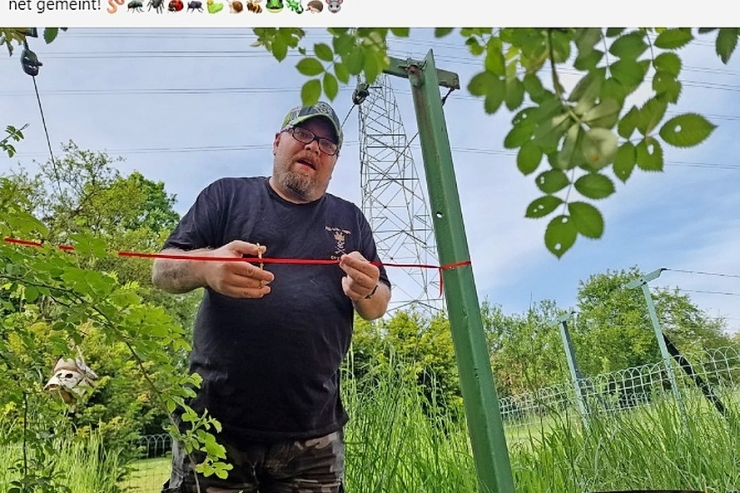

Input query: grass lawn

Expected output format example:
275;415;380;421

121;457;171;492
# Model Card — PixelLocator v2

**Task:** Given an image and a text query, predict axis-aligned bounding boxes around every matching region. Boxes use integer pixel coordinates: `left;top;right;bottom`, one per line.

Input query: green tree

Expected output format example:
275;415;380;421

482;300;568;397
5;141;200;332
351;310;461;412
573;266;733;374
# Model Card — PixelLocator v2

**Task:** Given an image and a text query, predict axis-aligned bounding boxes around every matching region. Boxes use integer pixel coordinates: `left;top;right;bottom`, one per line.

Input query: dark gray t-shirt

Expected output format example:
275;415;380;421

163;176;390;443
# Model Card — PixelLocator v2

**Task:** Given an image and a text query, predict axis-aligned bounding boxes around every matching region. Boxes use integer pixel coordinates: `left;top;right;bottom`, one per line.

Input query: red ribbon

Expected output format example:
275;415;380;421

3;237;471;297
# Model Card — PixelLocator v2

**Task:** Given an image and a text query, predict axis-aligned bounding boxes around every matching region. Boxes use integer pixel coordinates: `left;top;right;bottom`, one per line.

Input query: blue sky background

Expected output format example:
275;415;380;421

1;28;739;334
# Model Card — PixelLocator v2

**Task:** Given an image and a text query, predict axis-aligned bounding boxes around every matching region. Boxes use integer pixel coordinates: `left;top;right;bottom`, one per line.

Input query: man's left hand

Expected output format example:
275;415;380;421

339;252;380;301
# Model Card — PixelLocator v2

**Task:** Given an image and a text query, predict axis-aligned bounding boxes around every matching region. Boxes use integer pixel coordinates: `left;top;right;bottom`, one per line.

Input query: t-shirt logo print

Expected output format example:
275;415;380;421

325;226;351;259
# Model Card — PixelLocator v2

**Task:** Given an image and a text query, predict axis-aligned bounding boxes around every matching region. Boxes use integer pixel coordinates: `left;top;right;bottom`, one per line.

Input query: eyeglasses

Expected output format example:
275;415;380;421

282;126;339;156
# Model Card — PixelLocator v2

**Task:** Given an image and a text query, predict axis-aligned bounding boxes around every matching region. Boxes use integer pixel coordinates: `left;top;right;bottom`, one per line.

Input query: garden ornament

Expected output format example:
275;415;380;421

44;356;98;404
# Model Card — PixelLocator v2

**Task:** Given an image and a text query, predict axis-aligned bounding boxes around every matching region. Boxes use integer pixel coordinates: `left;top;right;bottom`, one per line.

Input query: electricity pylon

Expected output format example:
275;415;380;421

357;74;443;316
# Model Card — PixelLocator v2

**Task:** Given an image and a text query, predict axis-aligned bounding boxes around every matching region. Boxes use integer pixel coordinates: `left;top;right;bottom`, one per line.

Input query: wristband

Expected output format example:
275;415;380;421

365;284;379;299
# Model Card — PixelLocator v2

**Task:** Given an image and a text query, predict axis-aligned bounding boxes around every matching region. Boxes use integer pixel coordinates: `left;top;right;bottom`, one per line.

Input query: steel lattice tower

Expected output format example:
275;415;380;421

358;75;443;316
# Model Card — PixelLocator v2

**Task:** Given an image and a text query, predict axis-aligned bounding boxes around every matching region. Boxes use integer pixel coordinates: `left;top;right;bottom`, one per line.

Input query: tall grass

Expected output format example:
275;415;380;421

343;363;478;493
0;431;127;493
342;360;738;492
2;366;738;492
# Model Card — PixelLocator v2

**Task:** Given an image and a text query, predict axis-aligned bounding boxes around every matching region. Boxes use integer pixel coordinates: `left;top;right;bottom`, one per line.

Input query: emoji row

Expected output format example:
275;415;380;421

118;0;342;13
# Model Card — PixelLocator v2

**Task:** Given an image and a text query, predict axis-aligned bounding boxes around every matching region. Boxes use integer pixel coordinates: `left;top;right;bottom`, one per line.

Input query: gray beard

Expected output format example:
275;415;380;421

278;170;313;201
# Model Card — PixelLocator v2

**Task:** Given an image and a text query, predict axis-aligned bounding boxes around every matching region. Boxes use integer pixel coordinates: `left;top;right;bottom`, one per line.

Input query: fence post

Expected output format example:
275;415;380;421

553;313;589;428
625;269;687;423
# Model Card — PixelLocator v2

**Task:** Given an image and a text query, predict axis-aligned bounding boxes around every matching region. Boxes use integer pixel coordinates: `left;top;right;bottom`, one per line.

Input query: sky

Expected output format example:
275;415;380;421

1;28;739;336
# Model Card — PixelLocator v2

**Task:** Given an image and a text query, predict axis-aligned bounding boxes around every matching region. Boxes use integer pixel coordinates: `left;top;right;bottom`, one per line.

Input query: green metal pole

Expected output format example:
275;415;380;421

383;51;515;493
554;314;589;428
626;269;687;423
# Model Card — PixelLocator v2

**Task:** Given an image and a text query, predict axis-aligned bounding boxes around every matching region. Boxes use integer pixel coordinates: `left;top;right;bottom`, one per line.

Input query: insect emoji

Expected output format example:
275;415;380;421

228;0;243;11
127;0;143;10
187;0;202;9
306;0;321;11
148;0;164;12
168;0;184;10
285;0;302;13
264;0;282;12
246;0;262;11
325;0;340;12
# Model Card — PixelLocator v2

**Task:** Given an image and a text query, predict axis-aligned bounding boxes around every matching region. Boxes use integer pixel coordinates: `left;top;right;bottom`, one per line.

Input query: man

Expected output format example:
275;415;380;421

152;101;391;493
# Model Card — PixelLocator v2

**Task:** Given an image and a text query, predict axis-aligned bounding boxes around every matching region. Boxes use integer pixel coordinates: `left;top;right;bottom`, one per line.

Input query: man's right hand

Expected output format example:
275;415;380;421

201;241;275;298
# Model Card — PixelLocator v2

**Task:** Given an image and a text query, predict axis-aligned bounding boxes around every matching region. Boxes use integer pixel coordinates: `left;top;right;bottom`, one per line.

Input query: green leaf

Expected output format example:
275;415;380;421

466;37;485;57
43;28;59;44
523;73;546;100
716;28;739;64
580;128;618;169
653;52;681;77
517;142;543;175
536;169;570;193
272;36;288;62
654;28;694;49
555;123;583;170
636;97;668;136
613;141;637;182
549;30;571;63
606;28;625;37
532;112;572;152
659;113;716;148
332;33;355;58
484;89;505;114
504;119;535;149
363;50;382;83
345;47;365;75
599;77;628;105
485;38;506;76
569;68;605;106
545;215;577;258
505;77;525;111
333;62;350;84
434;28;455;38
300;79;321;107
610;59;647;89
652;71;682;103
314;43;333;62
609;31;648;59
323;72;338;101
582;99;621;128
390;28;410;37
574;173;615;199
526;196;563;218
574;49;604;71
296;57;324;76
568;201;604;238
467;71;496;97
618;105;640;139
635;137;664;172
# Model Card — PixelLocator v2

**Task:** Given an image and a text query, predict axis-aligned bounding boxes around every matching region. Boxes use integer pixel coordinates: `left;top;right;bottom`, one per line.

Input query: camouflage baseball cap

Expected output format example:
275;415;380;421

281;101;343;148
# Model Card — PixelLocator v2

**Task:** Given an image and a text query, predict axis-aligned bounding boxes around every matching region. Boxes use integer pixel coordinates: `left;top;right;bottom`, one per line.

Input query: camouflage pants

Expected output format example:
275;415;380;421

162;430;344;493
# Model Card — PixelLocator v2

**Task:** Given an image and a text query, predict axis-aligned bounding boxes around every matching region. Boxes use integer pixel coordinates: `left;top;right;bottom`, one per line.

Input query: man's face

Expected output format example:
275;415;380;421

270;117;339;203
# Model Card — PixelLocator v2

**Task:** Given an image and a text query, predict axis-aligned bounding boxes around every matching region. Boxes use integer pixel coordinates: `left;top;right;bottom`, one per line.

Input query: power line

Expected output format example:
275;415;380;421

678;289;740;297
664;268;740;279
11;143;740;172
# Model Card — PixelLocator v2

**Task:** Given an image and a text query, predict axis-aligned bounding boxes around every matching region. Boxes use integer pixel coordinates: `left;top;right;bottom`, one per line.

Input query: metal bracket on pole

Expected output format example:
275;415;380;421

383;51;515;493
625;268;687;423
551;312;589;428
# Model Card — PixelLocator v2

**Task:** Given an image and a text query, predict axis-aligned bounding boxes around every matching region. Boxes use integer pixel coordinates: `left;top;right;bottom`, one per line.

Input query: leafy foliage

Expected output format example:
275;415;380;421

253;28;740;257
0;147;222;490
